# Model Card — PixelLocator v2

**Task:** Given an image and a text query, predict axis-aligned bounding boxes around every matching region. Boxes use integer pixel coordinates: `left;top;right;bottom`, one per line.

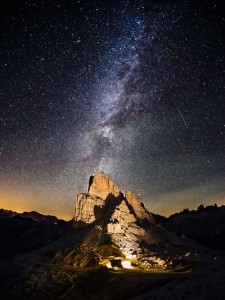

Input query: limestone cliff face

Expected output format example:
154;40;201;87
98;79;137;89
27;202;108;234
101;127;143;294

106;198;149;258
88;172;122;201
74;173;190;267
74;172;153;229
107;200;137;234
74;172;123;227
74;193;105;226
74;173;158;255
125;191;155;223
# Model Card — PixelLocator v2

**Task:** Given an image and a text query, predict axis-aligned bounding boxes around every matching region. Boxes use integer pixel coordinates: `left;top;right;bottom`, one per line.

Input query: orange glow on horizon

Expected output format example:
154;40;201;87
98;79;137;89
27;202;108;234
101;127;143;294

0;190;74;221
1;182;225;221
0;200;74;221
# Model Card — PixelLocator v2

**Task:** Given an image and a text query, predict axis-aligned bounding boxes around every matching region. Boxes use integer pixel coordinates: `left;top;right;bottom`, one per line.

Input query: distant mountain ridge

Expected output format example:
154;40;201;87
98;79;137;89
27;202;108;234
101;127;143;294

0;208;66;224
0;191;225;257
1;194;225;257
0;209;69;260
165;204;225;251
0;208;18;220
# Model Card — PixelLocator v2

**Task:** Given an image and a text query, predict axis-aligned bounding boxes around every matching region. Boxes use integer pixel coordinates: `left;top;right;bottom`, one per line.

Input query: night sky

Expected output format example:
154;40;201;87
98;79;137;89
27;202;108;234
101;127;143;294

1;0;225;219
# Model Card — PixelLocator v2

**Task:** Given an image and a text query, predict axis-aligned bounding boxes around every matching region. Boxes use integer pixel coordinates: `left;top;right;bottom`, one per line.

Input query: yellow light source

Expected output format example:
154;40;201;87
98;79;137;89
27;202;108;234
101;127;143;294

121;260;132;269
106;262;112;268
126;254;136;259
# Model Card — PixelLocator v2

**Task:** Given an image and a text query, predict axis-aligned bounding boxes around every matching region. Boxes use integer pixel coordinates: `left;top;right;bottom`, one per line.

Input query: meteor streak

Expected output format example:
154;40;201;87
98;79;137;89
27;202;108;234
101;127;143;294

176;106;189;129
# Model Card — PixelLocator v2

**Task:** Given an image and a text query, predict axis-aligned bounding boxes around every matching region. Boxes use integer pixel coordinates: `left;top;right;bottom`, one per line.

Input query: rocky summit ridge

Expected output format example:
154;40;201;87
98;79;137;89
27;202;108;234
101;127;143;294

74;172;154;226
74;172;196;268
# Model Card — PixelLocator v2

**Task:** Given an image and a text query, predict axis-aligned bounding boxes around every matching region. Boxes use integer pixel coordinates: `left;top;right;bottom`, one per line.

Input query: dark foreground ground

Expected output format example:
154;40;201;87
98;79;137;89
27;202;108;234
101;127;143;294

2;253;225;300
1;208;225;299
0;264;190;300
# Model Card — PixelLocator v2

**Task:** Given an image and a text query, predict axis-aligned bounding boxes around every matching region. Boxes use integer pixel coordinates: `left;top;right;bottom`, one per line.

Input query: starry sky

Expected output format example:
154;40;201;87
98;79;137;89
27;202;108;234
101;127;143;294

0;0;225;220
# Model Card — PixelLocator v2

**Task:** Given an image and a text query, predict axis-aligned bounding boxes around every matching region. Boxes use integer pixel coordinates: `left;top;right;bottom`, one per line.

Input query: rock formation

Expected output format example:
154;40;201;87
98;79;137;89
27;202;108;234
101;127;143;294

74;193;105;225
106;198;148;258
74;172;194;268
125;190;155;222
88;172;122;200
74;173;155;228
74;172;123;227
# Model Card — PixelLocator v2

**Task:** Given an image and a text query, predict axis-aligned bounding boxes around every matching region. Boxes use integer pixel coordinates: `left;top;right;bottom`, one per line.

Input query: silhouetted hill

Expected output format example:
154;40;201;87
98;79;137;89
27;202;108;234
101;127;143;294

165;204;225;251
0;209;70;260
0;209;18;220
0;209;66;224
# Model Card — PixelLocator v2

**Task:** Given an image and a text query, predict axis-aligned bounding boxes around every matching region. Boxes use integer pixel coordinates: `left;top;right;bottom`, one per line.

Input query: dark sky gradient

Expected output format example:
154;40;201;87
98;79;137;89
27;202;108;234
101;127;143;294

0;0;225;219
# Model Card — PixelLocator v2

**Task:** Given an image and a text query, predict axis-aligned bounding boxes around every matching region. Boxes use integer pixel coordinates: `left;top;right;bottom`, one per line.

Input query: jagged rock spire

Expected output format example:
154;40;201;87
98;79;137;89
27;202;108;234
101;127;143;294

88;172;122;201
74;172;155;228
73;173;193;268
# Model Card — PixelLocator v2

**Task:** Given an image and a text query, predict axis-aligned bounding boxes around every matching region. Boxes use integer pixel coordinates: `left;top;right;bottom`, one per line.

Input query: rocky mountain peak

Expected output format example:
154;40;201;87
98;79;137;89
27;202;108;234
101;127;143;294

88;172;122;201
74;173;153;229
74;173;192;269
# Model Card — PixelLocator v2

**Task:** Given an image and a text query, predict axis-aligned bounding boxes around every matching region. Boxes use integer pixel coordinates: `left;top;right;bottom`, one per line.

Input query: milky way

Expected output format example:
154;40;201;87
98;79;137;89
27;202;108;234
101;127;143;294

79;16;143;173
0;1;225;219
